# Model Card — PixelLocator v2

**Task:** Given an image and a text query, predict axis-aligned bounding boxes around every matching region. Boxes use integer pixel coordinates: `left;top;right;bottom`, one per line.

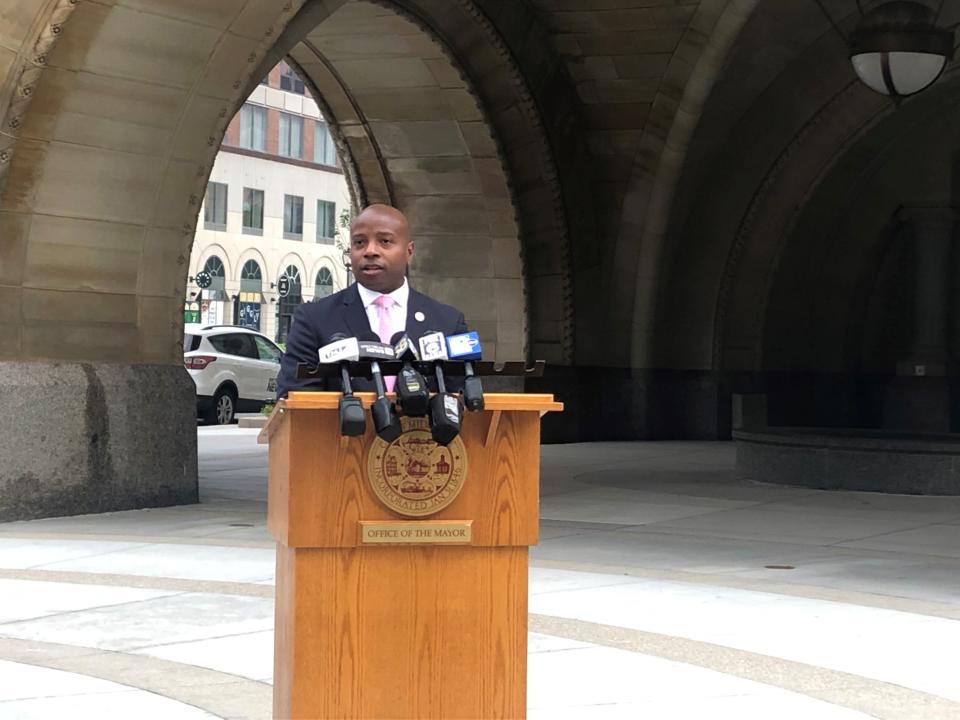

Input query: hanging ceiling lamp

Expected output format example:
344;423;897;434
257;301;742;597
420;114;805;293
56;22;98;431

849;1;953;99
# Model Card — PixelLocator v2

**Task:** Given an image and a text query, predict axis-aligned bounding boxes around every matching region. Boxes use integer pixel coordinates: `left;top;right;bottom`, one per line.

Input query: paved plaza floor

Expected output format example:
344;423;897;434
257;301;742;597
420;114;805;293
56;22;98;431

2;427;960;718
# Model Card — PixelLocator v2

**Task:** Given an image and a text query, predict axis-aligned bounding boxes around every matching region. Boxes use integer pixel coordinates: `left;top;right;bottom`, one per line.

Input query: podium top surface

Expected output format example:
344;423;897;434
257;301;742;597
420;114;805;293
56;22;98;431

259;392;562;443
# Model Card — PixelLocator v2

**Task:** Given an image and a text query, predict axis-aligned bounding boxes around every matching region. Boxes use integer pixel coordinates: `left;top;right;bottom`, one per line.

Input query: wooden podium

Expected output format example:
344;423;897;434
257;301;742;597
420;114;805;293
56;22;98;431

259;391;562;719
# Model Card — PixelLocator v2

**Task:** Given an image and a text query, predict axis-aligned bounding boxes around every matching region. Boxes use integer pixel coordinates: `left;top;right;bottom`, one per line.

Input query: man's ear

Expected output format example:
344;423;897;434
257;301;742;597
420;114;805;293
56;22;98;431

406;240;415;261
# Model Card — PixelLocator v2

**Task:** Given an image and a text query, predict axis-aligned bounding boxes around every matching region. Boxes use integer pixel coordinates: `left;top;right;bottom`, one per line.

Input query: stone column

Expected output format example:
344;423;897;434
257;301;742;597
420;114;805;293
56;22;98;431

0;363;198;522
883;207;955;432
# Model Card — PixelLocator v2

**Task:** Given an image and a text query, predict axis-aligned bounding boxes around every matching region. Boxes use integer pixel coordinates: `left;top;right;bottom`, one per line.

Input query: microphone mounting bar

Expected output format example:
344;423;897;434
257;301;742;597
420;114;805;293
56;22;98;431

296;360;545;380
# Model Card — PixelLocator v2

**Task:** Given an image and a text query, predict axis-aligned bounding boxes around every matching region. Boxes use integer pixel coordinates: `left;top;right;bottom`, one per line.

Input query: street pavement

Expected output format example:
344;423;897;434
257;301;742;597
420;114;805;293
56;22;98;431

1;428;960;718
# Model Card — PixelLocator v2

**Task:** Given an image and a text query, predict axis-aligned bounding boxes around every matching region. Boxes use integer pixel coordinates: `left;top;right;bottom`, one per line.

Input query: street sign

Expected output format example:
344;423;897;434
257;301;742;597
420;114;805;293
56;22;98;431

277;275;291;298
195;271;212;289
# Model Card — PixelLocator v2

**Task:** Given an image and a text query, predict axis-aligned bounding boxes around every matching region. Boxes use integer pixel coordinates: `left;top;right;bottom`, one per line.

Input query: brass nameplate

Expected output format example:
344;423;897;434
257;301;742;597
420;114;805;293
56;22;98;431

359;521;472;545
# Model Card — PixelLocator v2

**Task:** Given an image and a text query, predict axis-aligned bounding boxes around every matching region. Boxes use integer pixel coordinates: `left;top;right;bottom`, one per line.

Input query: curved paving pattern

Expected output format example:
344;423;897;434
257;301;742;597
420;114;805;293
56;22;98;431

1;427;959;718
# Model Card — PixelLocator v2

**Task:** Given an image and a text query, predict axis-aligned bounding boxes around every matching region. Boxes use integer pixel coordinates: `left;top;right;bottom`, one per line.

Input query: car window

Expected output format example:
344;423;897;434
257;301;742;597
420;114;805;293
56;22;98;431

184;334;202;352
255;336;282;363
209;333;258;359
254;336;282;363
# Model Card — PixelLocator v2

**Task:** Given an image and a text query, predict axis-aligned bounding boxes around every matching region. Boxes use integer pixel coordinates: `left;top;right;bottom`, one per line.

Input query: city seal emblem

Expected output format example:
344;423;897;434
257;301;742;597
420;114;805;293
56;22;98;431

367;417;467;517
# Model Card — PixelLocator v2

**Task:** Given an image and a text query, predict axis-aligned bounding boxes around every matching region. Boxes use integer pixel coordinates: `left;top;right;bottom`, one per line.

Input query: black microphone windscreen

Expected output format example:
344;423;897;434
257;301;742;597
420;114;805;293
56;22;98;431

331;332;350;342
389;331;404;344
358;330;379;342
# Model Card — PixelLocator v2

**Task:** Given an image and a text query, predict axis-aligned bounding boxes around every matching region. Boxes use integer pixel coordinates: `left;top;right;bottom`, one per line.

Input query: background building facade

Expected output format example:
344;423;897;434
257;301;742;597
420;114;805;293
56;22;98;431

187;61;352;343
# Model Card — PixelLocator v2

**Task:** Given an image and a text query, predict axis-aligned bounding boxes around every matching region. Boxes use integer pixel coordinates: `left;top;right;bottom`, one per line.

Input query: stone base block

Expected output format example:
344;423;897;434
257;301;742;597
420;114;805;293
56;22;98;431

0;362;198;521
735;428;960;494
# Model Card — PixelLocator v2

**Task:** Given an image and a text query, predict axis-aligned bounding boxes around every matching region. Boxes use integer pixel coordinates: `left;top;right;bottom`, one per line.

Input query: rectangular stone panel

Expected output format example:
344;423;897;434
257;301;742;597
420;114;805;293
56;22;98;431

171;95;229;161
370;121;468;158
403;195;489;234
48;2;219;89
24;215;143;294
473;158;510;199
493;236;523;279
32;142;161;226
112;0;246;31
0;2;38;52
22;323;140;363
423;58;465;89
0;138;45;211
568;56;618;81
138;294;178;363
458;121;498;158
388;156;482;197
310;32;442;59
0;211;29;285
411;235;494;278
352;88;453;122
0;286;22;359
139;227;188;298
334;58;436;90
231;0;303;39
0;45;16;119
196;32;256;100
495;278;524;322
576;30;683;55
19;67;186;156
443;89;483;122
151;159;203;231
411;277;499;324
22;288;138;326
613;53;672;79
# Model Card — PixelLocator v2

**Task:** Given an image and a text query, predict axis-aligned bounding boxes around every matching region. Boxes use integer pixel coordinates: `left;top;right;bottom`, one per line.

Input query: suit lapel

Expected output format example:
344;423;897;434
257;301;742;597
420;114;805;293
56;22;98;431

342;284;373;339
406;288;431;345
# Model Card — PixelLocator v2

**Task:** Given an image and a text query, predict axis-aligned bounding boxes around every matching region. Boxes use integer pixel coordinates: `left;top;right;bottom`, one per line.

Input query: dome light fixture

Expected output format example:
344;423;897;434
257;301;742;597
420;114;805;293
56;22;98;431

849;1;954;99
813;0;955;101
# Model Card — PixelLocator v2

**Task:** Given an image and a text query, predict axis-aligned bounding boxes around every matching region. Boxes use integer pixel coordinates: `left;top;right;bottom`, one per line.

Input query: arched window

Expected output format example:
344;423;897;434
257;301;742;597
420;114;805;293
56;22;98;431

237;260;263;331
315;267;334;299
277;265;303;344
203;256;226;291
241;260;262;291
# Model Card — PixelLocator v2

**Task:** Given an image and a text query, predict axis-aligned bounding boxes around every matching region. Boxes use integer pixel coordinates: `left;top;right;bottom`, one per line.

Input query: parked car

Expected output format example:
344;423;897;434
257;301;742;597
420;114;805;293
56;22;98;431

184;324;283;424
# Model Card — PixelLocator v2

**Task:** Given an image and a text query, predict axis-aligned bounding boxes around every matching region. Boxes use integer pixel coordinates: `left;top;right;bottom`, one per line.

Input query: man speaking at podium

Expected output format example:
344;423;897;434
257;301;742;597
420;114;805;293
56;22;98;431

275;203;468;398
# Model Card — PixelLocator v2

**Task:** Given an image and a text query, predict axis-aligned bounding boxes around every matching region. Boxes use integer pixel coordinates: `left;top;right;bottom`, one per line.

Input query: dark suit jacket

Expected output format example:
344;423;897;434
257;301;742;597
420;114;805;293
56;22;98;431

276;284;468;398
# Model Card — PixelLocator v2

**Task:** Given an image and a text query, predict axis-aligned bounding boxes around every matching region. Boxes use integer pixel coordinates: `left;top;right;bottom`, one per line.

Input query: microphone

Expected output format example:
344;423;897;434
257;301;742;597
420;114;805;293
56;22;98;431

419;330;461;445
445;331;485;412
390;331;429;417
357;332;402;442
318;334;365;437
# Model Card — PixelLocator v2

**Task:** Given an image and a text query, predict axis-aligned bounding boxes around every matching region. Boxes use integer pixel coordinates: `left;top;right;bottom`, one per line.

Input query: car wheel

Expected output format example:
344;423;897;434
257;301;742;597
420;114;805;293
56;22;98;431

205;386;236;425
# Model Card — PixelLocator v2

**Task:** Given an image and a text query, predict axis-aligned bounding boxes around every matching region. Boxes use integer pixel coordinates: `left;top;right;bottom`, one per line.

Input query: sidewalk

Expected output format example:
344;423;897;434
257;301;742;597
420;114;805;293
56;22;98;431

1;428;959;718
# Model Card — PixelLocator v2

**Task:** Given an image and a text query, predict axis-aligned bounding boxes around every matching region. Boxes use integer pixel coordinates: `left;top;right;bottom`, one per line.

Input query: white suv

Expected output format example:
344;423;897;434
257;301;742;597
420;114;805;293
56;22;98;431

184;324;283;424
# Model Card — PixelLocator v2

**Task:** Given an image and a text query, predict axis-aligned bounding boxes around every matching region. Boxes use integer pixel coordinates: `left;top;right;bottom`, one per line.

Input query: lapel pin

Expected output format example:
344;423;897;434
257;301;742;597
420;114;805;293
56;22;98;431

415;311;426;322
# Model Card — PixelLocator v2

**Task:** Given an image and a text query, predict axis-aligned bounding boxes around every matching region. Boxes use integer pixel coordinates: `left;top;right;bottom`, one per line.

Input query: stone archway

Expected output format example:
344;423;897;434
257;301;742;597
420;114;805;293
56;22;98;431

0;0;567;519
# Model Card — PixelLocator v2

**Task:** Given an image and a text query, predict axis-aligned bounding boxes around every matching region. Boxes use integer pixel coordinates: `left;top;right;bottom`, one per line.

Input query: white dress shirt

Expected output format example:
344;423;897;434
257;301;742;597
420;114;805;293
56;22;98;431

357;278;409;342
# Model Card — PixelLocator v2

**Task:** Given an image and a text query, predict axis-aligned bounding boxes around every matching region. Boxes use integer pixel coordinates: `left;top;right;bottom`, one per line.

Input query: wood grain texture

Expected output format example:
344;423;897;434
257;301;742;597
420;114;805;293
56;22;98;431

266;395;559;719
269;399;550;548
274;545;528;720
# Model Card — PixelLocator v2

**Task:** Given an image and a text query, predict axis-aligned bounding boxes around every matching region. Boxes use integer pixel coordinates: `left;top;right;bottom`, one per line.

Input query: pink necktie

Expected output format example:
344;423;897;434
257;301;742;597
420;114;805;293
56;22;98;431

373;295;396;392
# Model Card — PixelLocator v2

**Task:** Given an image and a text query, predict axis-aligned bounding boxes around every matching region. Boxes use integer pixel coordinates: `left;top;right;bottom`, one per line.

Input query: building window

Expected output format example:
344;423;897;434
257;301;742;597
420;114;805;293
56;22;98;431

237;260;263;331
316;200;336;244
242;188;264;235
315;267;334;299
284;194;303;239
314;122;337;166
277;265;303;344
239;104;266;152
203;256;226;291
203;182;227;230
279;61;305;94
279;112;303;159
